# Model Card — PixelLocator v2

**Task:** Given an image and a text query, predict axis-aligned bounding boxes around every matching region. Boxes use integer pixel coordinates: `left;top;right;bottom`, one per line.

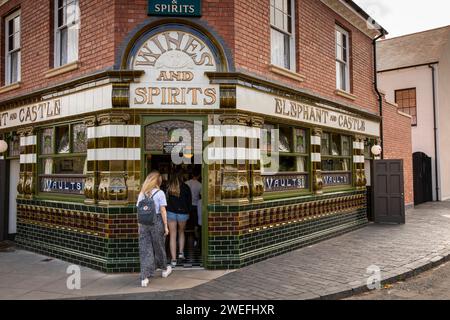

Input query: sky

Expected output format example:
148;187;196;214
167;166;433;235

353;0;450;38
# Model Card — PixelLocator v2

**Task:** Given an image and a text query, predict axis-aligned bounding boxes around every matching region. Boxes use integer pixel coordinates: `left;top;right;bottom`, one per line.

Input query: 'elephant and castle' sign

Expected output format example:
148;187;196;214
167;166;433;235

130;29;220;109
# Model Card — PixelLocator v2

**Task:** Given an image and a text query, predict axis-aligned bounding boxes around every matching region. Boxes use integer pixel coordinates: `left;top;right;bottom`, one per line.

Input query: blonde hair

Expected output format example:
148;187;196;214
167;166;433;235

141;171;162;196
168;173;181;197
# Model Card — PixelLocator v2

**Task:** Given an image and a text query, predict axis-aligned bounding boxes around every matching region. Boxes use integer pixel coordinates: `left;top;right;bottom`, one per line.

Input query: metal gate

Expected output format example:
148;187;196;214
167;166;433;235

413;152;432;205
371;160;405;224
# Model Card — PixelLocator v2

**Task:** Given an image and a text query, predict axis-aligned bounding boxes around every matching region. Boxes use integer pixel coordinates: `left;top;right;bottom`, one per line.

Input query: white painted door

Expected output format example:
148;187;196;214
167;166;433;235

9;159;20;234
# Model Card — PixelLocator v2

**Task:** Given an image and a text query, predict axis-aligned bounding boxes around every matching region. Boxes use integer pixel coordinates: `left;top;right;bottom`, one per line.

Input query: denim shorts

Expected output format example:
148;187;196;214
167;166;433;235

167;211;189;222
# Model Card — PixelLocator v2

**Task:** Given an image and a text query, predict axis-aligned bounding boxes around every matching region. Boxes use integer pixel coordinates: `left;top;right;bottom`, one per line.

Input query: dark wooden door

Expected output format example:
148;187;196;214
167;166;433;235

413;152;432;205
0;160;6;240
372;160;405;224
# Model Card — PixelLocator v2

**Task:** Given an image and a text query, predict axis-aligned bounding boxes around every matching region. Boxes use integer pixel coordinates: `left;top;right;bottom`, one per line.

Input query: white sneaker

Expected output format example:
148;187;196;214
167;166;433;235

162;266;173;278
141;278;149;287
171;260;177;267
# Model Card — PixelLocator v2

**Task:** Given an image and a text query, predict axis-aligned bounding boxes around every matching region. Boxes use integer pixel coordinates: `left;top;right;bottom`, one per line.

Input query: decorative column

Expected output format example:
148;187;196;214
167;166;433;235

17;127;36;199
84;116;98;204
353;135;366;189
93;112;140;206
311;128;323;194
218;114;250;205
248;116;264;203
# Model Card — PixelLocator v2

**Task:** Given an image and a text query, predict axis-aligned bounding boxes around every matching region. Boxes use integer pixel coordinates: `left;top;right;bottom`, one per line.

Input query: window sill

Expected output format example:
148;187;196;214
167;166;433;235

44;61;80;79
0;82;22;94
335;89;357;101
269;64;306;82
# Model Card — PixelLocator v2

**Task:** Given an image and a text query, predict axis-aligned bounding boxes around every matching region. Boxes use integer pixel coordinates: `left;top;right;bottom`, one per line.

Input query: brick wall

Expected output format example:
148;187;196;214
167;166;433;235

0;0;117;102
382;99;414;206
111;0;235;67
234;0;379;114
1;0;378;116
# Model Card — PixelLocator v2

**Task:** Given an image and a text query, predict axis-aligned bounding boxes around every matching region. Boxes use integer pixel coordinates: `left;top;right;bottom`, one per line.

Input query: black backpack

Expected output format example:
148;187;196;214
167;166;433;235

137;190;160;226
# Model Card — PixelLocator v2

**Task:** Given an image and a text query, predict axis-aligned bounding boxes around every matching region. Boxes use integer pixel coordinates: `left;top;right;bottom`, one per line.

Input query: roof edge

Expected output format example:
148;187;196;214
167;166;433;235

344;0;388;36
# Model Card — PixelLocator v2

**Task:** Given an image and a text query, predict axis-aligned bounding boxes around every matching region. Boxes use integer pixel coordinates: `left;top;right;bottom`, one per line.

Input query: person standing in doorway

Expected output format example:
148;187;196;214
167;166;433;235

167;172;192;267
185;168;202;248
137;171;172;287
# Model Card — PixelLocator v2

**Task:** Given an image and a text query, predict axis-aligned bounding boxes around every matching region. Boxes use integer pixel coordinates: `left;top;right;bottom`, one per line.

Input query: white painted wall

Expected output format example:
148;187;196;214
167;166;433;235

437;38;450;200
378;66;439;201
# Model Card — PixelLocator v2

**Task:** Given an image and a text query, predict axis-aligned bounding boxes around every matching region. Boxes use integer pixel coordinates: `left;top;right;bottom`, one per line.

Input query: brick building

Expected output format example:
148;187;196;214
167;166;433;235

0;0;412;272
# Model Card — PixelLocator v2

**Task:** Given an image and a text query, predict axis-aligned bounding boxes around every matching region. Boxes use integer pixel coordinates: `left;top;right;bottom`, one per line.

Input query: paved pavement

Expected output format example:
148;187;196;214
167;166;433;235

2;201;450;300
0;248;232;300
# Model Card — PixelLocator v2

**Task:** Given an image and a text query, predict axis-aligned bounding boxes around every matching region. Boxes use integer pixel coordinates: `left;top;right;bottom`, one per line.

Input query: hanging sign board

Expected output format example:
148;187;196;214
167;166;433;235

148;0;202;17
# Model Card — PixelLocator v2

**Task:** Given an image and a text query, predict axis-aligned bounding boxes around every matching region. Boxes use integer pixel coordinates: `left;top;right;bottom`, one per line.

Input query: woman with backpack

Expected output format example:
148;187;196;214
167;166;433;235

167;172;192;267
137;171;172;287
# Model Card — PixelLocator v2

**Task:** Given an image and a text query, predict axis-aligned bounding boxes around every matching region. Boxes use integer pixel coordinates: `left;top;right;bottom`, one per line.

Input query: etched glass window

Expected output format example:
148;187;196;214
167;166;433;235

38;123;87;196
72;123;87;153
42;128;54;155
321;132;352;187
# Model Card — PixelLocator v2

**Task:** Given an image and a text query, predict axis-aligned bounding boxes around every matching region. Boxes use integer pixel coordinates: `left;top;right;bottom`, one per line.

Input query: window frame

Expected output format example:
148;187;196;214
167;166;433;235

261;123;311;198
335;25;351;92
395;88;417;126
37;122;87;198
54;0;80;68
4;10;21;85
321;131;353;189
270;0;296;71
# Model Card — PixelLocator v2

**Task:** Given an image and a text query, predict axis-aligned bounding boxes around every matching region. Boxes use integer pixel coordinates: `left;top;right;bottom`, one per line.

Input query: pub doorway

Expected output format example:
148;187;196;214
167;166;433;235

142;117;206;268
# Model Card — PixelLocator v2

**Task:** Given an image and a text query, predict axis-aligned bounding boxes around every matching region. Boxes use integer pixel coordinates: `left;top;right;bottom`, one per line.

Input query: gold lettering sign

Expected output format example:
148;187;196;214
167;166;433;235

274;98;367;133
0;85;113;131
130;29;219;109
235;86;380;137
0;100;61;129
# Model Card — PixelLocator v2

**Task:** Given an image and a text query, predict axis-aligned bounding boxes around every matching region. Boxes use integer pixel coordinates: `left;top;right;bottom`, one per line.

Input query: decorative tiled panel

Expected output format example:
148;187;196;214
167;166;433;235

206;190;368;269
15;199;140;273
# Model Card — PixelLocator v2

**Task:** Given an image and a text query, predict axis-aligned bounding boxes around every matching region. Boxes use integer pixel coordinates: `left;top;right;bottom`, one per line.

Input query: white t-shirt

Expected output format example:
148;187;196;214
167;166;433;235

136;188;167;215
185;179;202;206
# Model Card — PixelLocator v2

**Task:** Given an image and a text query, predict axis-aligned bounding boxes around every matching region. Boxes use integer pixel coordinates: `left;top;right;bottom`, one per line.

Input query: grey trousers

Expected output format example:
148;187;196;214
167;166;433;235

139;215;168;280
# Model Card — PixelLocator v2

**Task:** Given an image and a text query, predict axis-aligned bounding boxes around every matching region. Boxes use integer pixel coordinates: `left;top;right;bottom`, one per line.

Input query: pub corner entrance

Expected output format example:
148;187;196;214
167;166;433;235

142;117;206;268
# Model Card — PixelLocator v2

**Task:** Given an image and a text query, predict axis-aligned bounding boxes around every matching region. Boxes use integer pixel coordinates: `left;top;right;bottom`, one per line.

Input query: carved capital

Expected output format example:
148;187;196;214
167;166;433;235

219;113;249;126
97;113;130;126
354;134;365;143
312;127;323;137
17;126;34;137
83;115;97;127
249;116;264;128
